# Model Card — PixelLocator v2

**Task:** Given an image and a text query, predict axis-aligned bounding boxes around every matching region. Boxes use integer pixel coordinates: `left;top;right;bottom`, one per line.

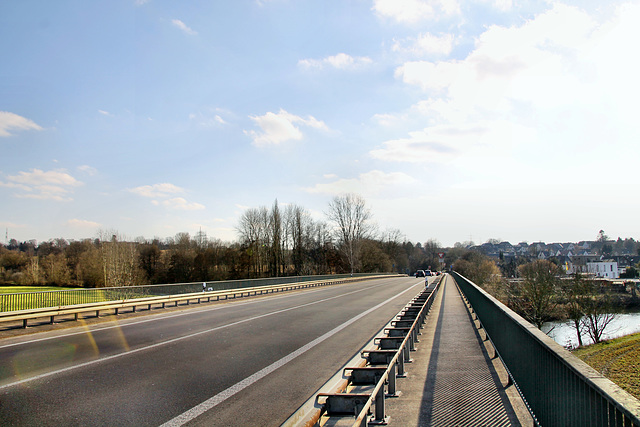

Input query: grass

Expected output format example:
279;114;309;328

0;286;77;294
572;332;640;400
0;286;153;311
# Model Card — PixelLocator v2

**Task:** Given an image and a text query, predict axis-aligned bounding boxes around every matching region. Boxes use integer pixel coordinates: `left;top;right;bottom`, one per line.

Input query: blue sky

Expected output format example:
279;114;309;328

1;0;639;247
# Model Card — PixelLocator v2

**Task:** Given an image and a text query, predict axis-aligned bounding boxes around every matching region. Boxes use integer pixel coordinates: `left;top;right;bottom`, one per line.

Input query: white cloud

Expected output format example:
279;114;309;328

298;53;373;70
245;109;328;147
77;165;98;176
172;19;197;35
161;197;205;211
0;221;26;229
392;32;455;57
474;0;513;12
1;168;81;201
67;219;102;228
371;120;533;164
372;0;460;23
189;111;227;127
381;2;640;173
0;111;43;137
129;183;205;211
305;170;416;196
98;110;112;116
129;183;185;198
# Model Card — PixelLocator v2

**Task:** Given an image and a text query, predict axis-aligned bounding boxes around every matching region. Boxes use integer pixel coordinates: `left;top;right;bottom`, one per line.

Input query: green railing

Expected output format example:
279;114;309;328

0;273;382;312
451;271;640;427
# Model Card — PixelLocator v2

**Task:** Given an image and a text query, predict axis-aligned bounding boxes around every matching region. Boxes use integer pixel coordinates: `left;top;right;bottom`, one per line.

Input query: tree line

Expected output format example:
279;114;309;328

0;194;445;288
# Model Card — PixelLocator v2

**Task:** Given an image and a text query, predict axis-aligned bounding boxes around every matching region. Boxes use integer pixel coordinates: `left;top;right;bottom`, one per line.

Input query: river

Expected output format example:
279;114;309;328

542;311;640;348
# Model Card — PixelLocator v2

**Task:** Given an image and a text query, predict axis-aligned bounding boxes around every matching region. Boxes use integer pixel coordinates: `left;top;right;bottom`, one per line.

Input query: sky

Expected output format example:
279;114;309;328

1;0;639;248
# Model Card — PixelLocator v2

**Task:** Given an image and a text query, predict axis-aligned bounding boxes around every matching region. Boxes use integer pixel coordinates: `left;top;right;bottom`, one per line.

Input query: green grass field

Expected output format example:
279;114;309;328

0;286;152;311
0;286;77;294
572;333;640;400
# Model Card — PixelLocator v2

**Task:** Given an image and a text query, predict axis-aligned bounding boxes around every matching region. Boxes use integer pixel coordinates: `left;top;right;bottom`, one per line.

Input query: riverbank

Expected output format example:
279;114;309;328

572;332;640;400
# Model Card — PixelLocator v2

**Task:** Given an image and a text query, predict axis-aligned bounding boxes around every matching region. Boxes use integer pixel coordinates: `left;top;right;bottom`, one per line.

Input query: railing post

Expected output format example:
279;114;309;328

397;351;406;377
374;384;385;422
388;362;399;397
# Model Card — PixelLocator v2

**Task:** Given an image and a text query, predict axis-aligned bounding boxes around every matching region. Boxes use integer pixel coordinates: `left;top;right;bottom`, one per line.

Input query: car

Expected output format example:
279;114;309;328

425;270;432;276
415;270;425;277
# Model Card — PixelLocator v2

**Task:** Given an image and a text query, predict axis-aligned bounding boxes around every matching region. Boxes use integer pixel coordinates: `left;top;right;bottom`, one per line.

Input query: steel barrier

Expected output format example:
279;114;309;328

1;275;394;329
0;273;384;312
451;271;640;427
282;275;442;426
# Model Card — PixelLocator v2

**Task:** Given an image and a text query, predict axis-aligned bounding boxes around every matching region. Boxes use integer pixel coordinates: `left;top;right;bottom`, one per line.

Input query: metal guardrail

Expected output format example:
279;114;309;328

451;271;640;427
0;273;383;312
283;274;442;426
1;275;392;329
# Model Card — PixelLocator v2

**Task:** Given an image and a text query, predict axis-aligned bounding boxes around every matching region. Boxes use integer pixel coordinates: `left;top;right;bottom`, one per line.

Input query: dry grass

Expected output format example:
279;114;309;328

573;332;640;400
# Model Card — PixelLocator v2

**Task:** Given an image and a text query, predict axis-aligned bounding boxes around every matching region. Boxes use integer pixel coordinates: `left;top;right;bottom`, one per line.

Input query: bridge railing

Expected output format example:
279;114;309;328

451;271;640;427
0;273;383;312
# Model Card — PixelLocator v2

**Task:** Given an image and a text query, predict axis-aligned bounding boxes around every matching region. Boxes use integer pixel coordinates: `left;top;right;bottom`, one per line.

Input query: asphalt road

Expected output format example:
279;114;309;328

0;276;424;426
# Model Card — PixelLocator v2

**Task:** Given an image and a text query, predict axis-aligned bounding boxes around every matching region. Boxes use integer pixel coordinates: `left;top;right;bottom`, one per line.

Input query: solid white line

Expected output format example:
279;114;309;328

0;288;314;350
159;284;419;427
0;280;411;390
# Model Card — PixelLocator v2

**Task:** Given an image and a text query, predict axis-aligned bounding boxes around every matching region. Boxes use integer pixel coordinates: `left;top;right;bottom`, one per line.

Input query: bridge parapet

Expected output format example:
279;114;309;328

451;271;640;426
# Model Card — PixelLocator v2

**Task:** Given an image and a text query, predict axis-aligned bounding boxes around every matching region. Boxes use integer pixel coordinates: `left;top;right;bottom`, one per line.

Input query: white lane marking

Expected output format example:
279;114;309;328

0;279;400;350
0;280;416;390
160;284;419;427
0;289;315;350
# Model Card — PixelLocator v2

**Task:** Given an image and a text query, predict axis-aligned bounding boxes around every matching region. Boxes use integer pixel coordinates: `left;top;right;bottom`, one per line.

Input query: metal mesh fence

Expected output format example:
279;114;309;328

0;274;378;312
451;271;640;427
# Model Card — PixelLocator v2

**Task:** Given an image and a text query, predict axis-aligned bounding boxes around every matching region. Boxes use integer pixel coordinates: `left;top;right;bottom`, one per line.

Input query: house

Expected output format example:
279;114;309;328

586;260;619;279
570;253;599;274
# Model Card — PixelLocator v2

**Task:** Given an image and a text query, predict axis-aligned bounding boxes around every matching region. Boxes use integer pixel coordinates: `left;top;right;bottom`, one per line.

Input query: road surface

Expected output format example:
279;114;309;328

0;276;423;426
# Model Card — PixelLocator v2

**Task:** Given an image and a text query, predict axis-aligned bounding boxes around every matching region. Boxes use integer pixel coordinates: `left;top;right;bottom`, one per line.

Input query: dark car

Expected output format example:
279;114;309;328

415;270;425;277
425;270;432;276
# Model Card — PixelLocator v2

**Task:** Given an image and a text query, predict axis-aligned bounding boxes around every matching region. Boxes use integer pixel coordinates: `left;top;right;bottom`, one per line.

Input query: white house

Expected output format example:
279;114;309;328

586;261;619;279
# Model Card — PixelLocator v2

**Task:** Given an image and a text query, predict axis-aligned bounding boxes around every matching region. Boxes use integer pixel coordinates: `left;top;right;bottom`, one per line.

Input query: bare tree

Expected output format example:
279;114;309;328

236;207;269;276
509;260;561;329
98;230;144;287
268;200;283;276
284;204;307;275
326;193;374;275
565;273;589;347
567;274;618;345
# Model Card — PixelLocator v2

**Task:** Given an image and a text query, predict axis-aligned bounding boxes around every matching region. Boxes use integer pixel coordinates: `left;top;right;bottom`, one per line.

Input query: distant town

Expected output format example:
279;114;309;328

464;235;640;279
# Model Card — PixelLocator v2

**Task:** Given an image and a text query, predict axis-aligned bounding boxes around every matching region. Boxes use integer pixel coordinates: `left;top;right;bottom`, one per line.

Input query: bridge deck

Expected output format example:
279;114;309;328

385;274;533;426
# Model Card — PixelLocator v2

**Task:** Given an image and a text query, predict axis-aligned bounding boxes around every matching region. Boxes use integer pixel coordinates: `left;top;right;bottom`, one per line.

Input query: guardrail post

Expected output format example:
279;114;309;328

403;343;411;363
388;362;399;397
397;352;406;377
374;385;386;423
